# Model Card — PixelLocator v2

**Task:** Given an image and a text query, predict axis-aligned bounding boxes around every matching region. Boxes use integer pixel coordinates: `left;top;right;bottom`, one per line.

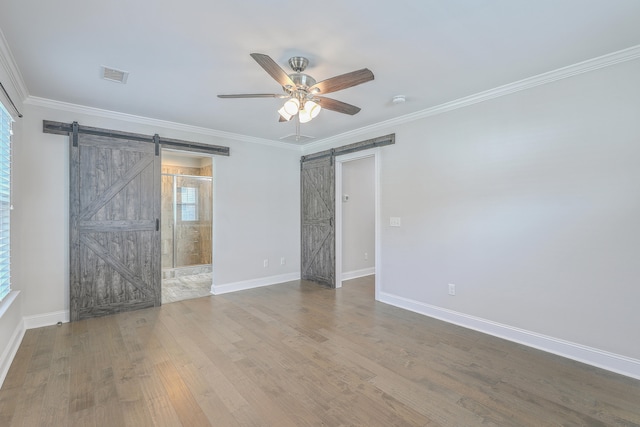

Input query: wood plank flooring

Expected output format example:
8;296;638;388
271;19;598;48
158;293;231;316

1;276;639;426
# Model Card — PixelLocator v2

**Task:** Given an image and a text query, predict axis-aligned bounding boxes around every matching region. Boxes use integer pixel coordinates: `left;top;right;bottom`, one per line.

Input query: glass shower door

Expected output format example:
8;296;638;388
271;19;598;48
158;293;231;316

161;174;212;272
174;176;212;268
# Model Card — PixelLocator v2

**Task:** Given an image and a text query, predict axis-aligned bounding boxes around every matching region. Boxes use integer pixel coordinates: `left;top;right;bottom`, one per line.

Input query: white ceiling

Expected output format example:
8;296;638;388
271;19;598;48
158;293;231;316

2;0;640;144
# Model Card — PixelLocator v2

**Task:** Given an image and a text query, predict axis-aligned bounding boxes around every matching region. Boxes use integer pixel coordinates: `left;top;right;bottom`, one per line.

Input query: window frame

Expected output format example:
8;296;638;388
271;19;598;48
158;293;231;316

0;101;13;302
178;186;198;222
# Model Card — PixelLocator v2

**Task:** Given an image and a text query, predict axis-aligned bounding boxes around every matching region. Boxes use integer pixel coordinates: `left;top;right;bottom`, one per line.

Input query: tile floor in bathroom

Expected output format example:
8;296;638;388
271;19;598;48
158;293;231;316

161;272;213;303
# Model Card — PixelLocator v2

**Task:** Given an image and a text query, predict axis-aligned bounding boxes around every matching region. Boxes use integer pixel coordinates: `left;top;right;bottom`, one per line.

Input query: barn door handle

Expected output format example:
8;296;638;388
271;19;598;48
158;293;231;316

156;218;159;231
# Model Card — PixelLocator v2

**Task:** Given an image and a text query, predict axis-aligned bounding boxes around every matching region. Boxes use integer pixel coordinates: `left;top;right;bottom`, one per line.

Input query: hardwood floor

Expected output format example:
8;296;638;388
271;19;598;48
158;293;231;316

1;276;639;426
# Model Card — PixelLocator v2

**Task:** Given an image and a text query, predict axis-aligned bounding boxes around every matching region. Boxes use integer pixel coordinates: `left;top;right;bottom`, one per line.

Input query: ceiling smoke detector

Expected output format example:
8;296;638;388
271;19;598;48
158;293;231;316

101;66;129;84
392;95;406;104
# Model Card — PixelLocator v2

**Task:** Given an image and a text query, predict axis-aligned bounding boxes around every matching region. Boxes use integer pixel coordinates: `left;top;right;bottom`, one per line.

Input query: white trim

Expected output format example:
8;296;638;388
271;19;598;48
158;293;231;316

303;44;640;153
0;28;29;103
0;291;24;387
373;152;381;300
0;290;19;319
24;96;301;151
23;310;69;330
335;158;344;288
378;291;640;381
0;316;24;388
211;272;300;295
210;155;217;296
342;267;375;281
334;149;380;292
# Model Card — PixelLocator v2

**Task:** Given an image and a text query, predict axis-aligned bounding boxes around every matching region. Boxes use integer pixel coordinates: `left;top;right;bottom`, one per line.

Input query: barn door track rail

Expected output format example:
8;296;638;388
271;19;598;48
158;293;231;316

43;120;230;156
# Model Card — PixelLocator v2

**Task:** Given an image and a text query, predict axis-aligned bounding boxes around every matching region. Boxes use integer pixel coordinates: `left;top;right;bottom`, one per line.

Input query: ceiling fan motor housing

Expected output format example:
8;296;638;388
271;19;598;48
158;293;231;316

288;56;309;72
288;73;316;91
284;57;317;101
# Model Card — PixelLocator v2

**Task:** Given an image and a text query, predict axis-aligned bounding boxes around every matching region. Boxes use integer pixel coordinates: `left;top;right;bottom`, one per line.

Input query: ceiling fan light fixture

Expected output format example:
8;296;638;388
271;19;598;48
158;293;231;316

278;106;293;121
305;100;321;119
283;98;300;115
298;107;313;123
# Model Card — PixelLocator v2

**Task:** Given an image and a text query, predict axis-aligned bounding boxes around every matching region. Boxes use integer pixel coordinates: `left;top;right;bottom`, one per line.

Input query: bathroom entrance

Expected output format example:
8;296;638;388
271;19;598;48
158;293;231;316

161;150;213;303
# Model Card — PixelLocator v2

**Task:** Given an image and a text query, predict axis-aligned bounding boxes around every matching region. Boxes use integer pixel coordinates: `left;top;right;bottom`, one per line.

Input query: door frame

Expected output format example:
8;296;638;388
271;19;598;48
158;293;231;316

160;148;216;294
334;147;380;298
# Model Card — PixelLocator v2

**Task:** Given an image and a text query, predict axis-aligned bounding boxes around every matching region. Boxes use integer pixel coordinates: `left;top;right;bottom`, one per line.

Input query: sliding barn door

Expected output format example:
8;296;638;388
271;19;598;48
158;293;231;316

301;156;335;287
70;133;161;321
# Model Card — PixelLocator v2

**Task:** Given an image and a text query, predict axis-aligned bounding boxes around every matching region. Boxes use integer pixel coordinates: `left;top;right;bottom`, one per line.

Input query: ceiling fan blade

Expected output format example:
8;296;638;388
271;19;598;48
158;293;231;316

217;94;287;99
250;53;296;89
316;97;361;115
310;68;374;95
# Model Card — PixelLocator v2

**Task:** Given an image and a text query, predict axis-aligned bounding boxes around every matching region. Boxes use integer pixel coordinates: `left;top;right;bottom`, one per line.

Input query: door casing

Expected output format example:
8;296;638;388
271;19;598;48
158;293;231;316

334;148;381;298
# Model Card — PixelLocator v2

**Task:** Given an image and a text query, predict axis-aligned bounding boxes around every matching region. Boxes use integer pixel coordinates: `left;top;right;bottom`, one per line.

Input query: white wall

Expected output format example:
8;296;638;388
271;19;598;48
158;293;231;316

341;157;375;275
304;57;640;375
13;103;301;318
212;132;300;287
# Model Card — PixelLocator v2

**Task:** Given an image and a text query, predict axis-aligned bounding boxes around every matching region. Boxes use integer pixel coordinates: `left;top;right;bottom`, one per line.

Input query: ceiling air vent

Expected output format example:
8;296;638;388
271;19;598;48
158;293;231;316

101;66;129;84
279;134;315;144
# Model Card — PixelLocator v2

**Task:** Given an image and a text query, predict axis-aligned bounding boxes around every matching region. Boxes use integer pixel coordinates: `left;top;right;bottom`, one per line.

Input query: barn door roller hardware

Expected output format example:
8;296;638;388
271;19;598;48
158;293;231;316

43;120;231;156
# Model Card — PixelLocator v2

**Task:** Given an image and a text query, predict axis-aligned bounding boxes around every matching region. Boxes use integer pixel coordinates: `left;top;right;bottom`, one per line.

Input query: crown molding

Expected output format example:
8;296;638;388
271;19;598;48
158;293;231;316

304;44;640;153
16;43;640;154
0;28;29;106
24;96;302;151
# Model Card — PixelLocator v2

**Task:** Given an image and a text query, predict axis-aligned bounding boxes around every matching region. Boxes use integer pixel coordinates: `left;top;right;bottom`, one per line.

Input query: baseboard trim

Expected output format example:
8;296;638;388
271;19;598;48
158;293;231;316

23;310;70;330
212;272;301;295
378;291;640;381
342;267;375;281
0;317;25;388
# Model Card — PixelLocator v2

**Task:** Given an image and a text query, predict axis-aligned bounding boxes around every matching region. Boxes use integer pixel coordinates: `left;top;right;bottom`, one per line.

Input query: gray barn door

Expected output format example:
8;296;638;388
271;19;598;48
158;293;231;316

301;156;335;287
70;133;161;321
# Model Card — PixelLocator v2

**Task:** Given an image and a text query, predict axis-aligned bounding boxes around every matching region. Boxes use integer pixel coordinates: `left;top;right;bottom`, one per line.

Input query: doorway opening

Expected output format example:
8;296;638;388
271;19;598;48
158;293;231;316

161;150;213;303
335;149;379;297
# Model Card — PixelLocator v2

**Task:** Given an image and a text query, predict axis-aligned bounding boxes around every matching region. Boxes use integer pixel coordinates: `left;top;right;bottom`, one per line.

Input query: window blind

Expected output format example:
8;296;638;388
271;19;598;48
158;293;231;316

0;103;12;302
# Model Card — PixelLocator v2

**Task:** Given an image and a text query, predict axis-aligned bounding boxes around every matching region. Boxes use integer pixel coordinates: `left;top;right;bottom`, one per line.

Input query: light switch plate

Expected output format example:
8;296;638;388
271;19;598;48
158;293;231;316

390;217;401;227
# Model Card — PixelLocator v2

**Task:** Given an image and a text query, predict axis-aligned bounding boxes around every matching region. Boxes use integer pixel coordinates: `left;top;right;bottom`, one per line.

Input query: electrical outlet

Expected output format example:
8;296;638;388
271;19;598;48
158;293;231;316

390;217;401;227
263;259;269;268
280;257;286;265
364;252;368;261
448;284;456;296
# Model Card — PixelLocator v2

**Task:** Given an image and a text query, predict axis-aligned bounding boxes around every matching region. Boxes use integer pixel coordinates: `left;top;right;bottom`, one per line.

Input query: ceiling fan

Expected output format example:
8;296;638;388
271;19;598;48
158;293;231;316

218;53;374;128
